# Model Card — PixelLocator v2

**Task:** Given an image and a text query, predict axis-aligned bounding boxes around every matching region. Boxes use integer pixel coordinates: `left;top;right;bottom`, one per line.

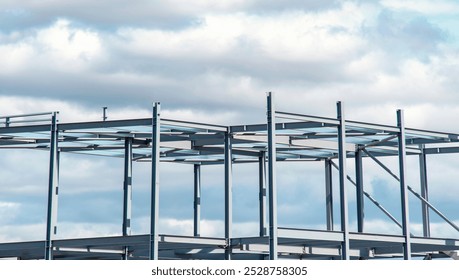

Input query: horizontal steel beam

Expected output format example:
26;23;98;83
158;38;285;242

240;243;364;258
424;146;459;155
275;111;339;126
278;228;344;242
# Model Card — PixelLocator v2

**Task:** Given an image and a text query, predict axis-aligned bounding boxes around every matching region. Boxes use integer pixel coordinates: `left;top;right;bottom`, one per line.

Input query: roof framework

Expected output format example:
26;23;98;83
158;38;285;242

0;95;458;260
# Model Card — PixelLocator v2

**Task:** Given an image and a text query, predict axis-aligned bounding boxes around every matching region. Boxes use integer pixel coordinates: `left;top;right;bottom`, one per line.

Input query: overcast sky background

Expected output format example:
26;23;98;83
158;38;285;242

1;0;459;243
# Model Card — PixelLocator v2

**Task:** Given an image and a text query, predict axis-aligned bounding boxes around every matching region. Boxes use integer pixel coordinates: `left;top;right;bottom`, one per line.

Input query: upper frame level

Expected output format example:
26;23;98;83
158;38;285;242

0;94;458;260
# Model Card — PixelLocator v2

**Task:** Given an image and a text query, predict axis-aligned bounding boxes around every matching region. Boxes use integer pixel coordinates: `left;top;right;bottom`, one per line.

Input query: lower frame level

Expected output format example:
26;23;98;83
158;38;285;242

1;228;458;260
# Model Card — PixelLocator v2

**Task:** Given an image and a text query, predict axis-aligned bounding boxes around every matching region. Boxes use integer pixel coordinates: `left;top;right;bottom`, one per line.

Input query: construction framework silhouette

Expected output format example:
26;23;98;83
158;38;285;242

0;93;458;260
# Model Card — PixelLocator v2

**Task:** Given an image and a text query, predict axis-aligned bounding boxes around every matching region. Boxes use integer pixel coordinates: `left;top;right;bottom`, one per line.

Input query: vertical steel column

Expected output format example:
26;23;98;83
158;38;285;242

123;137;133;260
355;148;364;233
267;92;278;260
325;159;334;231
45;112;59;260
224;130;233;260
419;145;430;237
150;102;160;260
193;164;201;237
123;138;133;236
337;102;350;260
102;106;108;121
397;109;411;260
259;152;267;237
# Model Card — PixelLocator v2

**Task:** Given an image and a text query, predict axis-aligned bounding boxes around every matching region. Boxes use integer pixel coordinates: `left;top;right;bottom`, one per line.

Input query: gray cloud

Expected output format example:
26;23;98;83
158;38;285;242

369;10;446;61
0;0;340;32
0;7;365;114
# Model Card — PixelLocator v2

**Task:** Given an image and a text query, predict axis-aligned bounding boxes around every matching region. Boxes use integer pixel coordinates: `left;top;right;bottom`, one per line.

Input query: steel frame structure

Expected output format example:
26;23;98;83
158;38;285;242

0;94;458;260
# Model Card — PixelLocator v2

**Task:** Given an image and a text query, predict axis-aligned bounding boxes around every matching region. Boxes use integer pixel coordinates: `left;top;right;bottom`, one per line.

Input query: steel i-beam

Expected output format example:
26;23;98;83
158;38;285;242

45;112;59;260
123;137;133;237
267;92;278;260
337;102;350;260
397;109;411;260
224;130;232;260
355;148;364;233
325;159;334;231
123;137;133;260
419;145;430;237
193;164;201;237
150;102;160;260
259;152;267;237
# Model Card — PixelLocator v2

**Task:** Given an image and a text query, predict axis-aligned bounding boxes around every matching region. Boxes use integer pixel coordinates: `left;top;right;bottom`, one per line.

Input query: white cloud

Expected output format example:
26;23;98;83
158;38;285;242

0;19;103;74
115;6;367;64
0;202;20;222
247;6;367;63
363;219;402;235
133;218;261;237
116;15;243;58
364;218;459;239
0;96;153;122
0;223;45;242
162;108;240;125
429;221;459;238
56;222;120;239
381;0;459;15
0;150;48;195
0;43;34;74
36;19;101;62
417;155;459;202
132;217;225;237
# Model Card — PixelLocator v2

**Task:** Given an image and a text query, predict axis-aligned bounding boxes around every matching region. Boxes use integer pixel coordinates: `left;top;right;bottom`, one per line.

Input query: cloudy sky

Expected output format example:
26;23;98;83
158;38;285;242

1;0;459;243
